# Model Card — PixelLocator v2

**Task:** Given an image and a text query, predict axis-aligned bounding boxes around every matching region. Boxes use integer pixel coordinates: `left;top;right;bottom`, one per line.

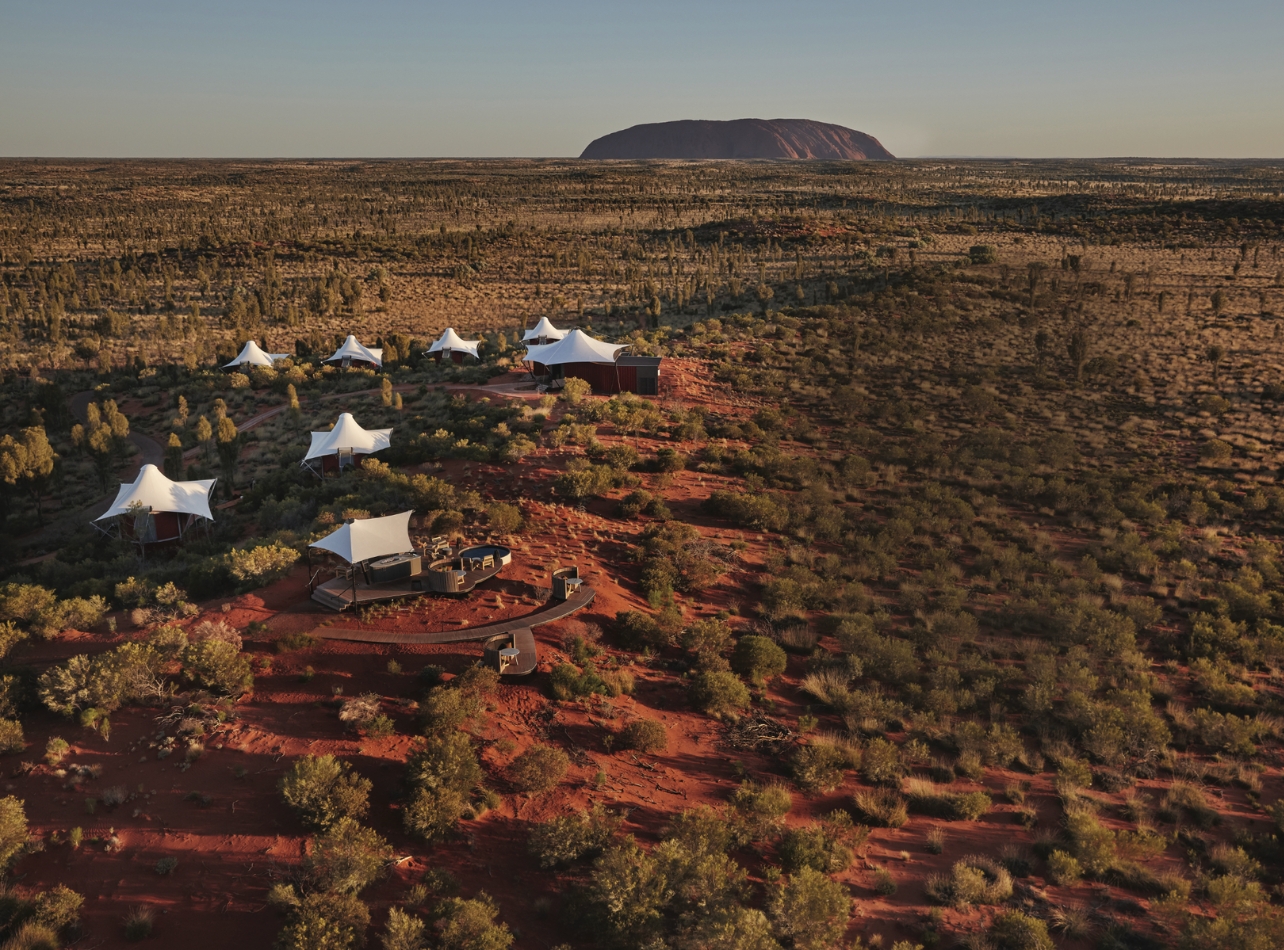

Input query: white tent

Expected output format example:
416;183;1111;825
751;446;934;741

96;464;217;523
224;340;290;369
310;511;414;565
522;328;627;366
325;335;384;368
522;317;566;343
303;413;393;464
427;327;481;360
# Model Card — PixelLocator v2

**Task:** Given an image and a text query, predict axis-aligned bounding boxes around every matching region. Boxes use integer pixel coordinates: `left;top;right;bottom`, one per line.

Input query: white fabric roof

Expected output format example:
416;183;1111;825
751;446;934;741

310;510;414;564
325;335;384;367
427;327;481;359
303;413;393;463
225;340;289;368
522;317;566;342
522;328;627;366
96;464;217;522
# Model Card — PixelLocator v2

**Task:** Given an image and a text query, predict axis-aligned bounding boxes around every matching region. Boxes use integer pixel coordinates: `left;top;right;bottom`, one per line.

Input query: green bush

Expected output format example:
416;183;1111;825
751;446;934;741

0;719;23;755
0;796;27;869
381;907;425;950
273;889;370;950
181;638;253;696
618;718;667;754
403;731;482;842
576;839;670;947
990;910;1054;950
403;786;468;844
279;755;371;831
904;779;991;821
968;245;998;265
924;855;1013;908
1046;849;1082;885
433;893;513;950
790;741;851;794
689;670;751;719
506;744;569;793
851;788;908;828
224;542;298;585
305;818;393;894
778;812;866;874
528;805;621;869
730;636;787;686
769;867;851;950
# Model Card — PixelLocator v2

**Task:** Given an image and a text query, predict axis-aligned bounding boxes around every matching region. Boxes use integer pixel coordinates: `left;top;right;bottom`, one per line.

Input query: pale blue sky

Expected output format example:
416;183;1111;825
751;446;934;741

1;0;1280;158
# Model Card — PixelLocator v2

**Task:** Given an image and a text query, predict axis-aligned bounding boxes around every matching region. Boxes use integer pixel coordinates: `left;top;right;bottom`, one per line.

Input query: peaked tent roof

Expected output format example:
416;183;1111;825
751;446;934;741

522;328;627;366
522;317;567;342
96;464;217;522
225;340;290;368
427;327;481;359
310;510;414;564
325;335;384;367
303;413;393;462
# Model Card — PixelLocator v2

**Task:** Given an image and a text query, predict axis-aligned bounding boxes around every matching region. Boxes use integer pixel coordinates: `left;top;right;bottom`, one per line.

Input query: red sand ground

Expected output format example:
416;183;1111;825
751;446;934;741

8;358;1270;948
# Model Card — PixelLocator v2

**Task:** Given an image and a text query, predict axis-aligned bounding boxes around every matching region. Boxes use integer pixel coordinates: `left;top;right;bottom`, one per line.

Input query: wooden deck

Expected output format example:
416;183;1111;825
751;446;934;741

312;586;596;674
310;563;504;611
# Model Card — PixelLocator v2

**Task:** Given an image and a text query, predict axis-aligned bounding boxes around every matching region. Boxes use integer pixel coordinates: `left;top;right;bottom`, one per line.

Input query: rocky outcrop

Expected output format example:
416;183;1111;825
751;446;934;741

580;118;894;160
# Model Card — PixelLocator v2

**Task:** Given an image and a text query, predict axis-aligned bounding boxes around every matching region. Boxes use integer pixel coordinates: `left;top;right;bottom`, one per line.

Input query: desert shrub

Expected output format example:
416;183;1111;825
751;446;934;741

904;779;991;821
403;732;482;842
0;719;23;755
419;684;484;733
769;866;851;950
528;805;621;869
0;797;27;869
181;638;253;696
549;662;623;701
925;855;1013;908
123;905;154;941
990;910;1055;950
1062;806;1116;877
872;867;898;896
37;643;166;715
279;755;372;831
851;788;908;828
778;812;866;874
305;817;393;894
613;610;671;651
618;718;667;754
1046;849;1082;885
1159;781;1220;828
730;636;787;686
689;671;751;718
485;502;523;535
730;781;793;841
680;619;733;668
0;583;107;638
790;738;856;794
403;786;468;844
225;542;298;585
560;377;592;405
969;245;998;264
433;893;513;950
273;889;370;950
381;907;425;950
860;737;903;785
506;744;569;793
575;839;671;947
338;693;382;730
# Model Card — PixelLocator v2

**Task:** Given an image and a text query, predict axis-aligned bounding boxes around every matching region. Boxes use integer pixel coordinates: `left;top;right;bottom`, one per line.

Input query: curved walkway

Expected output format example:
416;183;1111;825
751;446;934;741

312;586;596;674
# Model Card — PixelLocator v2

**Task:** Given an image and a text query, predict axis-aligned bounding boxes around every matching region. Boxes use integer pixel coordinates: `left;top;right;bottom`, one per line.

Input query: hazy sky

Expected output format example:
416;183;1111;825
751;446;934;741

1;0;1281;158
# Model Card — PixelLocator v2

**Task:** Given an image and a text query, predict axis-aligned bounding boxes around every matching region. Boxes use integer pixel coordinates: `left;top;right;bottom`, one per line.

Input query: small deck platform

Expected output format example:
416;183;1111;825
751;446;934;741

313;586;596;674
310;562;504;610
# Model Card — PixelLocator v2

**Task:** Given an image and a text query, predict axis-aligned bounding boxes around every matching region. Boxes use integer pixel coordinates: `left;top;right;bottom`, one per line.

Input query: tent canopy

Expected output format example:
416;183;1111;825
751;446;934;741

325;335;383;367
427;327;481;359
225;340;289;368
310;511;414;564
522;328;627;366
303;413;393;463
96;464;217;522
522;317;566;343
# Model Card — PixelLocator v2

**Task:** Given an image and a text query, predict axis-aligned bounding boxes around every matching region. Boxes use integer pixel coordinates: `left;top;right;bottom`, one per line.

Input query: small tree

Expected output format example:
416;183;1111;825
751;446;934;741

433;894;513;950
280;755;372;831
618;719;667;754
306;818;393;894
507;744;569;793
769;867;850;950
730;636;787;686
381;907;426;950
1205;344;1227;386
560;376;592;406
689;670;751;719
164;432;184;478
0;796;28;869
194;415;213;461
216;416;239;493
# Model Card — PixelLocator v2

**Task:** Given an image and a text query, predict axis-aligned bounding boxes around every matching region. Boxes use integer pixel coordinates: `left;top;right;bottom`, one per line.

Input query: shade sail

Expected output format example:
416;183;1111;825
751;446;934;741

522;328;627;366
325;335;384;367
522;317;566;342
224;340;289;368
427;327;481;359
310;510;414;564
96;464;217;522
303;413;393;463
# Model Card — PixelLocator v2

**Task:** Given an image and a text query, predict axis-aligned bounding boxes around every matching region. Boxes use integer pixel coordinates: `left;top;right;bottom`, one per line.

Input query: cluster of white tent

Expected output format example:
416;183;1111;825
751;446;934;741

224;335;385;370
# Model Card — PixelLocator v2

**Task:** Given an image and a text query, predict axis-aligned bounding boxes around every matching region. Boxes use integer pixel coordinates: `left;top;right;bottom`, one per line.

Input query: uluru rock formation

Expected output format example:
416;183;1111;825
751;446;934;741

580;118;894;161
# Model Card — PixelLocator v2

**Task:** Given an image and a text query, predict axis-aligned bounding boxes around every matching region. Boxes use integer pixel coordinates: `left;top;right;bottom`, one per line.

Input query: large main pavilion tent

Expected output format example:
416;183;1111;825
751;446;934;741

224;340;290;370
94;463;217;545
427;327;481;363
324;335;383;369
303;413;393;474
522;328;633;392
521;317;566;345
310;511;414;565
